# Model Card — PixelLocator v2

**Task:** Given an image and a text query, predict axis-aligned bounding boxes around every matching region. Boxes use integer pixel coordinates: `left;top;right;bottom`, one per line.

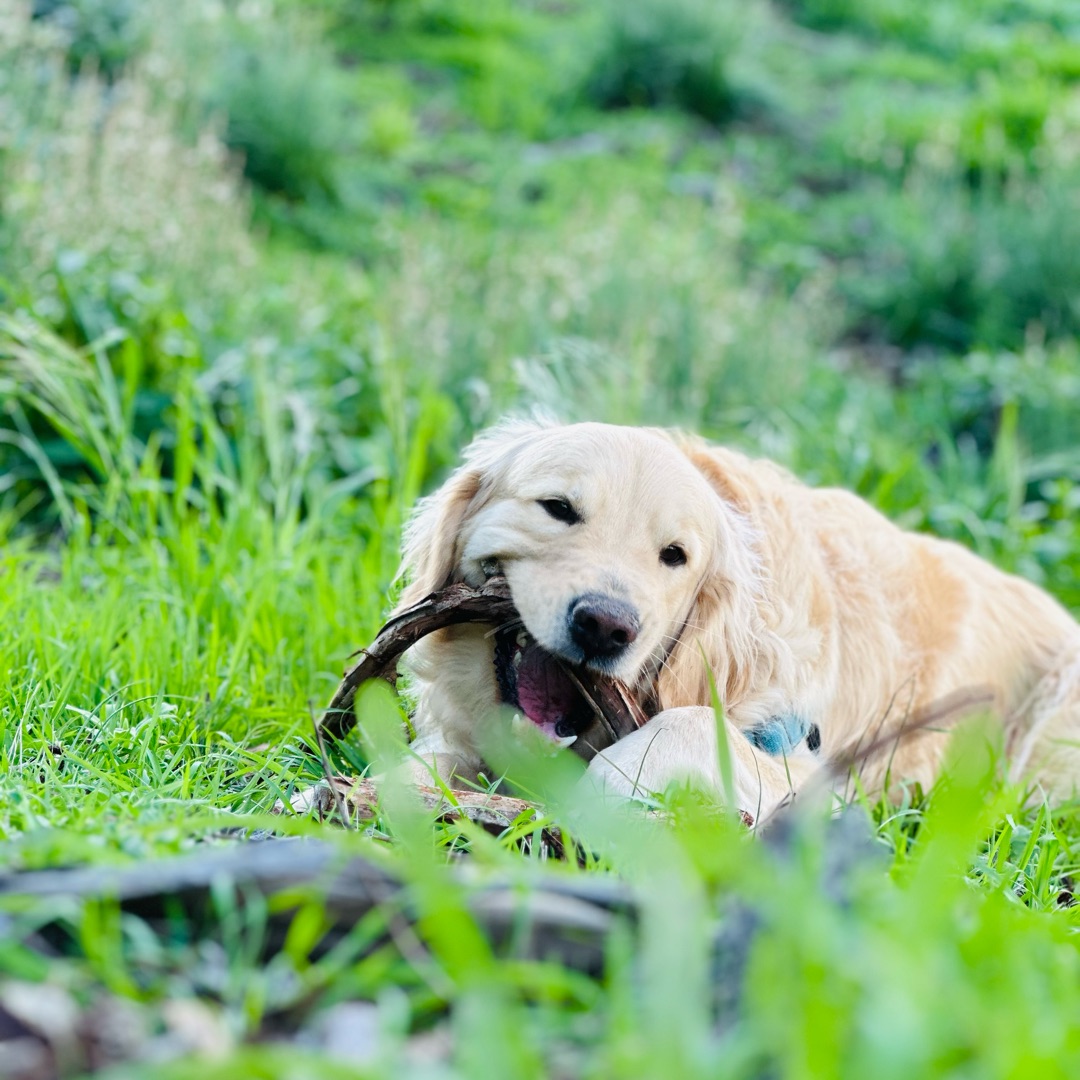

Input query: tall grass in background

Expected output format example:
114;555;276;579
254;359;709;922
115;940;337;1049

0;0;433;847
3;0;1078;619
0;0;445;536
3;0;1078;603
0;1;252;317
0;309;436;863
374;192;833;426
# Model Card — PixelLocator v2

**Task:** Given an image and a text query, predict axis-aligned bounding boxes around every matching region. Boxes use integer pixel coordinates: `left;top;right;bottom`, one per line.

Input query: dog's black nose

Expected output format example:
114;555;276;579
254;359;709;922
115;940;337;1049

568;594;640;661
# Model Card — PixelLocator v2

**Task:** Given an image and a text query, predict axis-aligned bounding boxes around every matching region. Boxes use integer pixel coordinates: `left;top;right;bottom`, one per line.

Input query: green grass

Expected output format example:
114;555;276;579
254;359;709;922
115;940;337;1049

3;0;1080;1075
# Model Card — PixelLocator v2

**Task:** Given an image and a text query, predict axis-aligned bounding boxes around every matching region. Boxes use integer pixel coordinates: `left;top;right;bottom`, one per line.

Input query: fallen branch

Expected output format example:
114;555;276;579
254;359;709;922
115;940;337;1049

281;776;570;858
0;839;628;976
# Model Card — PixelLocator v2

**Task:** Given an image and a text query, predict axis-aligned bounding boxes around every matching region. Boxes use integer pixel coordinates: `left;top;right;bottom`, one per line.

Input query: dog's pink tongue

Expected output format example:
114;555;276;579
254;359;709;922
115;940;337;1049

516;641;578;739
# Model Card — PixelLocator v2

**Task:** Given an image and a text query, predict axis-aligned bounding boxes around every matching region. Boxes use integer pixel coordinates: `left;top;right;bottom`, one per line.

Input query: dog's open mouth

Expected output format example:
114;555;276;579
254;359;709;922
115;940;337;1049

493;627;597;745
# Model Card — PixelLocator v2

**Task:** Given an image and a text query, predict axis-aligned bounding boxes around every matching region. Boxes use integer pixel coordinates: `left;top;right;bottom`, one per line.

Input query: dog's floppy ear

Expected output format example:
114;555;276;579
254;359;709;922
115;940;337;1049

395;463;483;610
655;500;768;710
395;418;551;611
657;440;790;710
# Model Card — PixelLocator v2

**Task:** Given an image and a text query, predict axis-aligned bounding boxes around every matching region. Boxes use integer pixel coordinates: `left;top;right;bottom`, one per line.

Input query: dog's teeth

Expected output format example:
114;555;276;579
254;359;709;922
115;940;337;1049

555;734;578;748
512;649;522;669
516;629;528;649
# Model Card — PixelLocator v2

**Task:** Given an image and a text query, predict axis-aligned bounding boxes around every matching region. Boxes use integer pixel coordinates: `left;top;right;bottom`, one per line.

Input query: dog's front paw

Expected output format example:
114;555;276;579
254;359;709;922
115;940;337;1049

584;706;721;800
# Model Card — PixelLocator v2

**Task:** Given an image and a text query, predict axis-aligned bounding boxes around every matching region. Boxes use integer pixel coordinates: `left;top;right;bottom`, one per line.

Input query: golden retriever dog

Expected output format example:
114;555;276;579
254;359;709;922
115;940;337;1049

394;419;1080;818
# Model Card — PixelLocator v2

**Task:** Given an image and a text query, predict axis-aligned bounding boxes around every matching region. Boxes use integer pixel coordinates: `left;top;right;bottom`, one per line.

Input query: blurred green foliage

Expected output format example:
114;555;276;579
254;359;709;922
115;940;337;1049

825;173;1080;350
4;0;1077;618
212;37;352;202
4;0;1076;590
31;0;147;76
581;0;743;121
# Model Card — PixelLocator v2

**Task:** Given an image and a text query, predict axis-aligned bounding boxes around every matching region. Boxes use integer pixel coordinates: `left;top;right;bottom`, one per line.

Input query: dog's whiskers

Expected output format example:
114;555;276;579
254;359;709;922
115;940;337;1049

642;620;725;703
648;649;699;702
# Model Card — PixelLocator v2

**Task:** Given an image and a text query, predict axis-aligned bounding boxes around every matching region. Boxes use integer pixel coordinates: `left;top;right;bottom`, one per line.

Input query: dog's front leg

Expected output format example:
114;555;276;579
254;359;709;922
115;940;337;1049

398;626;501;789
585;706;821;821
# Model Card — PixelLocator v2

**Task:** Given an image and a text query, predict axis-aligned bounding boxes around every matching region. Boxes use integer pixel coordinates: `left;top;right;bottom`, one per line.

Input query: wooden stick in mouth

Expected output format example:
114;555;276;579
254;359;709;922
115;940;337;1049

318;577;651;762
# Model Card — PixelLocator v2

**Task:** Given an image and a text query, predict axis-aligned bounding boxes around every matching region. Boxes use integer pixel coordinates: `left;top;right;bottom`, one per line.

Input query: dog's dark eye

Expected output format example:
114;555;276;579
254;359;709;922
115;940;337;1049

539;498;580;525
660;544;687;567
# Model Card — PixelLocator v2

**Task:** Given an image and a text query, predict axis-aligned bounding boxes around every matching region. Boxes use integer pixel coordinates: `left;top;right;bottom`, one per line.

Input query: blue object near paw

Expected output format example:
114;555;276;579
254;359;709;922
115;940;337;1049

744;714;811;756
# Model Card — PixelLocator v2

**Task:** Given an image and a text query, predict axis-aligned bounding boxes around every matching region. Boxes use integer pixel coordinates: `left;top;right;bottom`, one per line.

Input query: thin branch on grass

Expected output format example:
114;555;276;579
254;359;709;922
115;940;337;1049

280;776;568;855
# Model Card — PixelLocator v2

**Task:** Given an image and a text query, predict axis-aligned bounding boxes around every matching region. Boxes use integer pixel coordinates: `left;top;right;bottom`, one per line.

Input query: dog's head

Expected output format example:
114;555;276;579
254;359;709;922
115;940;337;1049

397;420;765;737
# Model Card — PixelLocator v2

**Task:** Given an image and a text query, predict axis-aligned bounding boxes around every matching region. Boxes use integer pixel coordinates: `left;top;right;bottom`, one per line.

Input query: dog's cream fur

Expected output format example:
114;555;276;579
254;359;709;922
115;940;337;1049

394;420;1080;817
